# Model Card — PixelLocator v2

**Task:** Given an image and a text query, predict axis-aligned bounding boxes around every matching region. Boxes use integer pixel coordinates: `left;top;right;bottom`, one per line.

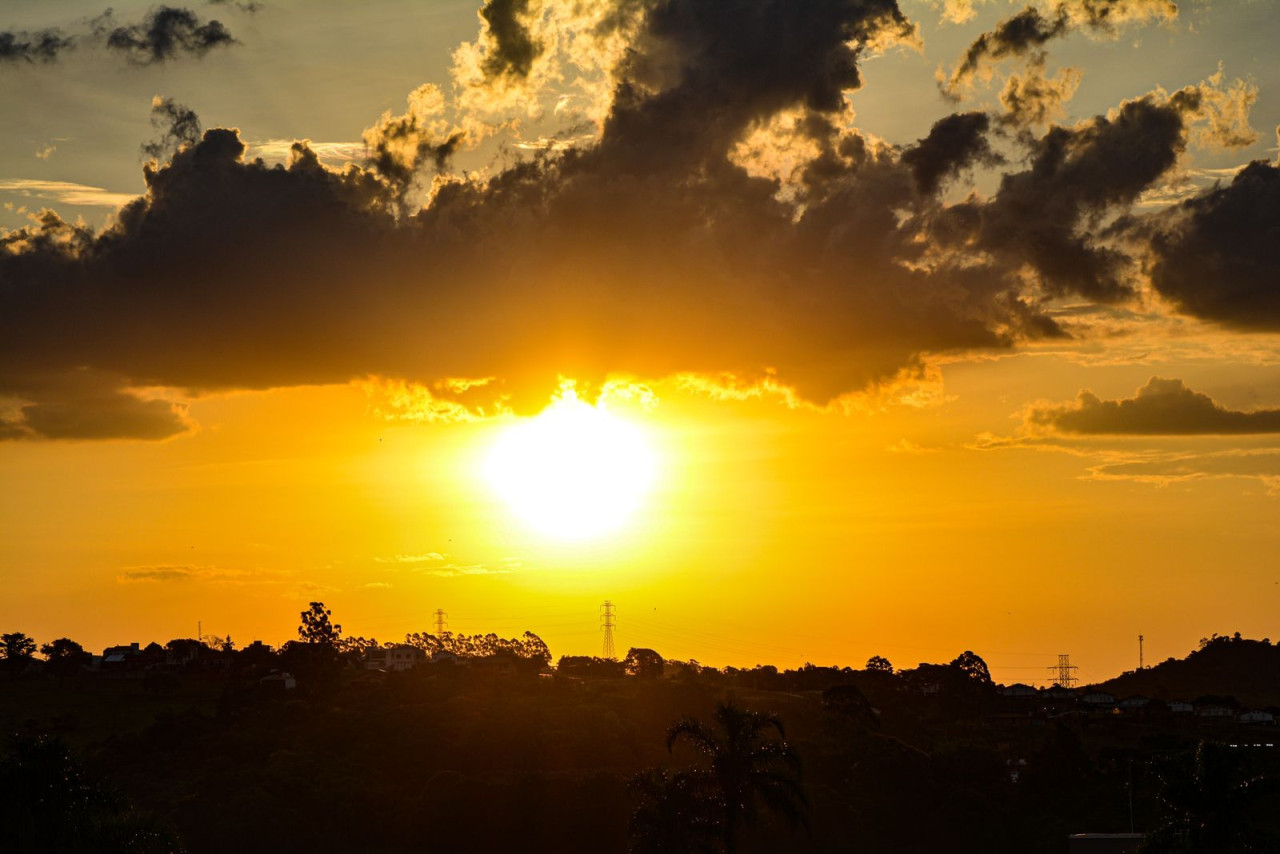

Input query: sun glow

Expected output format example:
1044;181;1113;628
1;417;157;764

483;387;658;540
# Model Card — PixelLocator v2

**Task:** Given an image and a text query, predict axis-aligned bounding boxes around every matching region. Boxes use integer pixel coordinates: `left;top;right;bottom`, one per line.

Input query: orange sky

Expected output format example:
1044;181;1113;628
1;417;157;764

2;0;1280;685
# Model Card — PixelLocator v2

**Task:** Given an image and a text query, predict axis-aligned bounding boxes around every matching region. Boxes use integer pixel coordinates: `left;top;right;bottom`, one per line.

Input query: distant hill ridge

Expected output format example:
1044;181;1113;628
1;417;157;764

1096;634;1280;709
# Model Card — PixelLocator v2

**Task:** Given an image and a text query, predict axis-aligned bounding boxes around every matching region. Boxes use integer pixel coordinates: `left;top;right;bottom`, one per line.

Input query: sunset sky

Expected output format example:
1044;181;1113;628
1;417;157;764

2;0;1279;685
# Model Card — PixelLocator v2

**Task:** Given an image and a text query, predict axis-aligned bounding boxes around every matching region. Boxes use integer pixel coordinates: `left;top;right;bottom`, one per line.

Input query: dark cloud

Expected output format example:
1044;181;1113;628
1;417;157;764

974;91;1197;302
142;96;203;160
1144;160;1280;328
0;0;1256;439
946;5;1068;95
1;7;237;69
0;29;76;63
901;112;1002;195
944;0;1177;95
101;6;235;64
1028;377;1280;435
0;370;190;442
479;0;544;79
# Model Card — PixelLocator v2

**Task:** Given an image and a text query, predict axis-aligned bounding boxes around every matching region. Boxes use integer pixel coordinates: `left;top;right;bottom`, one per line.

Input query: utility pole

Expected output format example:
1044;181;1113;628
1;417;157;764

434;609;448;635
600;601;616;660
1138;634;1144;670
1047;653;1078;688
198;620;202;643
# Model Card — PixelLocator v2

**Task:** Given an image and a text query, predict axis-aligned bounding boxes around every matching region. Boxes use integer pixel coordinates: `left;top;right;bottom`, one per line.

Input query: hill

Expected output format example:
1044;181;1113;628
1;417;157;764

1097;634;1280;709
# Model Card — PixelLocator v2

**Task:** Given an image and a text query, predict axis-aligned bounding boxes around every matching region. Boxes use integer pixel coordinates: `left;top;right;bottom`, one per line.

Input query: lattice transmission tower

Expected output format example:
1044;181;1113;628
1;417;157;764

434;609;448;635
1048;653;1078;688
600;601;617;660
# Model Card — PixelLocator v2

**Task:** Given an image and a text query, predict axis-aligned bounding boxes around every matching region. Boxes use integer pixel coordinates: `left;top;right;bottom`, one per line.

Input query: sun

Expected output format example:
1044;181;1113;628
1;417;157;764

483;386;658;540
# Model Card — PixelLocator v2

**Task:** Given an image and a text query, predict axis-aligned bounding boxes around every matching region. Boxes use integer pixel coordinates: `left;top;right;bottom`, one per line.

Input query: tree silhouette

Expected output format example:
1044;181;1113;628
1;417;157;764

40;638;90;682
665;700;808;854
298;602;341;647
627;767;718;853
950;650;992;685
865;655;893;673
625;647;665;679
1;632;37;675
1141;741;1280;852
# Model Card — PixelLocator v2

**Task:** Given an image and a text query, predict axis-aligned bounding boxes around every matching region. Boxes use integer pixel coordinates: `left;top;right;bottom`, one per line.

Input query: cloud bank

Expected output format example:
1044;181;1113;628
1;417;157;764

1028;377;1280;435
0;0;1274;440
0;6;236;69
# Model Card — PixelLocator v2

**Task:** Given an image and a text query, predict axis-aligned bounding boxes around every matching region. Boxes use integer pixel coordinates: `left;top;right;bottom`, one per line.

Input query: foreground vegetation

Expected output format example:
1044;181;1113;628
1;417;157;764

3;615;1280;852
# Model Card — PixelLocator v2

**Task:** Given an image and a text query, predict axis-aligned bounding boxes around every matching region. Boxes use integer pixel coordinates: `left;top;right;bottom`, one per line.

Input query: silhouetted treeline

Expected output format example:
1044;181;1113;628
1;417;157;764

3;614;1280;852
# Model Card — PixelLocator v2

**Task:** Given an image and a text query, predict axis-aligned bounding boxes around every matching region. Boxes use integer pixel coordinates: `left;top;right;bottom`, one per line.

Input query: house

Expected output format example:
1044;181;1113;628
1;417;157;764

259;671;296;690
1197;705;1235;719
102;642;141;666
1239;710;1275;725
1118;696;1149;711
364;644;426;672
102;642;163;672
1081;692;1115;706
1168;700;1194;714
1001;683;1037;698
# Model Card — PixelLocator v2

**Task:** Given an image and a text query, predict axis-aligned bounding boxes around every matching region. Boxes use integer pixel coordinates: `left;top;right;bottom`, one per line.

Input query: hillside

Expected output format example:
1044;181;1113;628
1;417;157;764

1098;634;1280;709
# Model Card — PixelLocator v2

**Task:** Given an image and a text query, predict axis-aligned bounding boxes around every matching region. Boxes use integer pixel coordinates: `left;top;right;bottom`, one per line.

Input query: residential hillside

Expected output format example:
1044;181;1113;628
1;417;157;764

1098;634;1280;709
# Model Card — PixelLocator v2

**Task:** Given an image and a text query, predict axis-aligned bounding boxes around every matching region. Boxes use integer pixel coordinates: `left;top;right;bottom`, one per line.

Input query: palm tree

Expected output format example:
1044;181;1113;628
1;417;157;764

665;700;808;854
1141;741;1280;852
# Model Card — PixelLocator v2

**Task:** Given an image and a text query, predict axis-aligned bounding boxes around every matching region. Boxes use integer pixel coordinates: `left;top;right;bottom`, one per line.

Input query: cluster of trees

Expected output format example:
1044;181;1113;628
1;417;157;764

2;632;92;678
403;629;551;667
6;615;1280;851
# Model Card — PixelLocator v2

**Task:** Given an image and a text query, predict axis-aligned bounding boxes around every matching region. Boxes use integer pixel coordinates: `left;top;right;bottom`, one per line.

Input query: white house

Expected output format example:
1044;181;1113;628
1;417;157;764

365;644;426;672
1081;692;1115;706
1168;700;1194;714
1240;710;1275;725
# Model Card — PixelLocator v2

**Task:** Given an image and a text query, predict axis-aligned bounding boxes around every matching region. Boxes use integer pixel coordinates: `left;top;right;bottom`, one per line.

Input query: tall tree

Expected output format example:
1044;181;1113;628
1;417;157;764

666;700;808;854
297;602;342;648
865;655;894;673
39;638;90;681
1;632;37;675
950;650;992;685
